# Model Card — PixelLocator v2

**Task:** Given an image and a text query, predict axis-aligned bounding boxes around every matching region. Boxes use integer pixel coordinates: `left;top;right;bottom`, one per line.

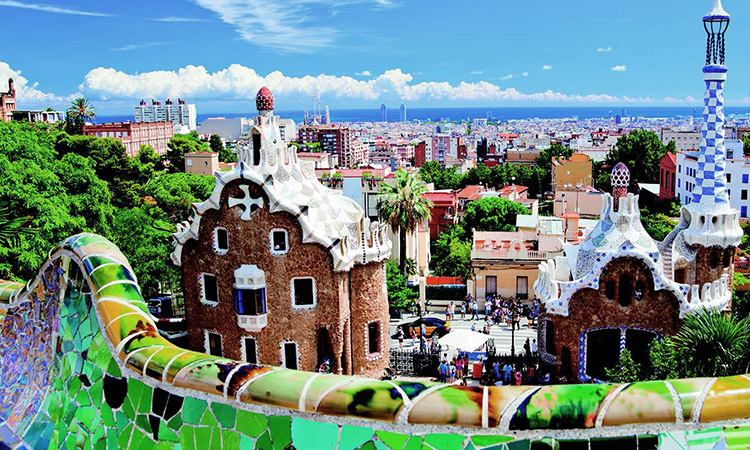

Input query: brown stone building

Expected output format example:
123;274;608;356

535;163;741;382
171;87;392;377
1;78;16;122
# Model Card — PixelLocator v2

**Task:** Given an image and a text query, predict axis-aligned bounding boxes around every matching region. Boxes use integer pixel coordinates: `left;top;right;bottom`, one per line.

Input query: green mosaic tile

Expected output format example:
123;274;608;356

403;437;423;450
360;442;378;450
376;430;409;450
75;388;91;407
291;418;338;450
122;397;136;421
255;431;272;450
339;425;374;450
236;410;267;438
107;359;122;378
210;402;237;428
106;433;118;450
157;419;180;443
118;424;133;449
89;380;104;406
268;415;292;450
210;427;223;450
471;436;515;448
180;426;196;450
194;427;213;449
182;398;207;425
375;440;390;450
74;407;98;430
423;433;465;450
200;408;219;427
221;429;241;450
239;434;254;450
167;415;183;431
506;440;530;450
115;411;129;432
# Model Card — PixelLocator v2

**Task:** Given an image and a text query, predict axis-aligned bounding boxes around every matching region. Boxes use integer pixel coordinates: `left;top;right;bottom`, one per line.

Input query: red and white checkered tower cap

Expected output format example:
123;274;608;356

256;86;274;113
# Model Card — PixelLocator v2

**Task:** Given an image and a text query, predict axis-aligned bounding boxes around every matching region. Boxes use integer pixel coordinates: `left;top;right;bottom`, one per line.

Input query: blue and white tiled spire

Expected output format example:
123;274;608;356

691;0;730;209
680;0;742;248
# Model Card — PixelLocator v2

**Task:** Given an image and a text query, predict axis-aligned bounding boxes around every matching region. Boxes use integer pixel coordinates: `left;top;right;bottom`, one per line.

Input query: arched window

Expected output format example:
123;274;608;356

709;251;719;269
605;280;616;300
252;132;261;165
618;274;632;307
634;280;645;301
723;250;731;268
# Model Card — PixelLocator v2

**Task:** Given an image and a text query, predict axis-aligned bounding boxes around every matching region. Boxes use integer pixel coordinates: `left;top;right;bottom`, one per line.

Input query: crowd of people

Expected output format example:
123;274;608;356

442;295;539;331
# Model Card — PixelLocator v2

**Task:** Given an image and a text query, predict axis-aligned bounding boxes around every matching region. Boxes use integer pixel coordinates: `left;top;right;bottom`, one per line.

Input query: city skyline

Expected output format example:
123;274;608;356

4;0;750;113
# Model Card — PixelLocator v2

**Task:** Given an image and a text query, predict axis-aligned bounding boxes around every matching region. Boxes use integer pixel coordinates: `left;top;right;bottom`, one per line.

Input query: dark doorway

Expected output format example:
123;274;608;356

585;328;621;381
243;337;257;364
316;328;335;369
207;332;222;357
284;342;298;370
545;320;557;356
560;346;572;381
625;329;657;369
674;268;686;284
252;133;261;165
618;274;632;307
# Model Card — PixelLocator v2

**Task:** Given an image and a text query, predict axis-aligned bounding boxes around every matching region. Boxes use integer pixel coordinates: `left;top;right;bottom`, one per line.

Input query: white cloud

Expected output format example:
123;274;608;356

152;16;209;22
79;64;677;105
470;71;483;75
0;61;67;107
522;72;528;77
0;0;111;16
355;70;372;76
112;42;169;52
542;65;553;70
611;65;627;72
500;74;514;80
597;46;612;52
190;0;393;52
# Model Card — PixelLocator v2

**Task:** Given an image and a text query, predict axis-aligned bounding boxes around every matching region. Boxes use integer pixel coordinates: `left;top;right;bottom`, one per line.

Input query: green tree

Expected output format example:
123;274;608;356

430;225;472;281
599;130;669;190
111;206;179;297
463;197;531;232
377;169;433;274
165;134;207;173
670;310;750;378
647;337;681;380
604;348;642;383
142;172;215;222
640;210;677;241
209;134;236;163
742;135;750;157
65;98;96;135
385;260;418;310
0;207;35;247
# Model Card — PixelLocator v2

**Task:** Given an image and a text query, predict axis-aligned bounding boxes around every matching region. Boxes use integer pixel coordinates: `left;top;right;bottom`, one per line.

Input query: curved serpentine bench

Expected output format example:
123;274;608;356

1;233;749;450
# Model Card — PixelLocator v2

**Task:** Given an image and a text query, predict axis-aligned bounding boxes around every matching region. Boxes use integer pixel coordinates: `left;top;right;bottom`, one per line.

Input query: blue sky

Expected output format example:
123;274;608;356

2;0;750;113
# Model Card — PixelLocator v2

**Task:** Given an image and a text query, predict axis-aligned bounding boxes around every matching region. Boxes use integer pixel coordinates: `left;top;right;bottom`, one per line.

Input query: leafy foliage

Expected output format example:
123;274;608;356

385;260;418;309
599;130;670;190
604;348;642;383
639;209;677;241
165;132;207;173
463;197;531;232
210;134;237;163
142;173;215;223
430;224;472;280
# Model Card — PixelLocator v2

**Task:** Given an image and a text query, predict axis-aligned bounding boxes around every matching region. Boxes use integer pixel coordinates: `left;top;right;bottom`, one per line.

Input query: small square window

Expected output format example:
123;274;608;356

291;278;316;308
742;190;748;201
201;274;219;305
727;173;732;183
270;229;289;255
214;228;229;254
205;331;222;357
743;174;749;184
243;337;258;364
367;322;380;355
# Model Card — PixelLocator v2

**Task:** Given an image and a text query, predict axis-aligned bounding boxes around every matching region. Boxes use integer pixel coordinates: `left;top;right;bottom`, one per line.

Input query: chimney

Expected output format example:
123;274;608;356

7;78;14;95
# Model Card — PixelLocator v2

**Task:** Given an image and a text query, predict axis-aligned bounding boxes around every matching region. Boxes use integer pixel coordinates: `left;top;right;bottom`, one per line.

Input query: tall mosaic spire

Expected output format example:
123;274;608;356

690;0;730;209
678;0;742;249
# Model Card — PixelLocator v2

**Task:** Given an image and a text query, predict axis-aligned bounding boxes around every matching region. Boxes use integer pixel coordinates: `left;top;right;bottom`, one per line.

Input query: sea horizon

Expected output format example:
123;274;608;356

95;105;750;126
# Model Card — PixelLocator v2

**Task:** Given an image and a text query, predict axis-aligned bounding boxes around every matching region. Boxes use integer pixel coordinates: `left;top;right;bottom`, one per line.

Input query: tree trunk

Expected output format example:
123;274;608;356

399;228;407;275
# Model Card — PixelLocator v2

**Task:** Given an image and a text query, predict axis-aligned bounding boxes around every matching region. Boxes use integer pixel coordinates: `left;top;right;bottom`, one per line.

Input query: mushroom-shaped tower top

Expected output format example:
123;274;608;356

256;86;274;113
704;0;730;21
611;162;630;188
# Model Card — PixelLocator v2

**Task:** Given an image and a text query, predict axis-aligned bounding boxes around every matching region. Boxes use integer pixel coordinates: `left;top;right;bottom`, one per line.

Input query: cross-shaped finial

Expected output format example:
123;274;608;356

228;185;263;220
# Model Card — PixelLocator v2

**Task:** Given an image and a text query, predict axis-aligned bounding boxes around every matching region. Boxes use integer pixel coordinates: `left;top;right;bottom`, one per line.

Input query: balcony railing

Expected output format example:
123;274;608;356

237;314;267;332
735;261;750;274
471;249;563;261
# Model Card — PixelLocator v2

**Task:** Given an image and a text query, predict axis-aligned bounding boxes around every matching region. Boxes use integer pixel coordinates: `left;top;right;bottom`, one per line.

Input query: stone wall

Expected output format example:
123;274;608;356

349;263;390;378
543;256;682;380
183;179;360;373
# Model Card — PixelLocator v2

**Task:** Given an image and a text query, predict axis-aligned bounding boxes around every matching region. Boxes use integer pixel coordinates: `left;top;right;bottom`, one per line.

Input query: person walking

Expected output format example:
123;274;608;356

524;338;531;359
460;302;466;320
438;360;448;383
531;339;538;357
503;362;513;385
410;328;416;347
449;301;455;321
456;356;463;380
396;327;404;349
471;300;479;320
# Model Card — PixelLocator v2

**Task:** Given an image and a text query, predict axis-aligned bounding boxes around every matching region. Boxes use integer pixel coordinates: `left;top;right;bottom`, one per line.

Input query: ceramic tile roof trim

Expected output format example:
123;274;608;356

169;161;392;273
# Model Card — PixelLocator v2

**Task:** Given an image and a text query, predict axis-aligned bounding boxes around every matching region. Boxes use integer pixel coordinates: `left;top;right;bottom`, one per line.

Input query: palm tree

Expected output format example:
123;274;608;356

67;98;96;123
671;309;750;377
0;207;36;247
377;169;432;275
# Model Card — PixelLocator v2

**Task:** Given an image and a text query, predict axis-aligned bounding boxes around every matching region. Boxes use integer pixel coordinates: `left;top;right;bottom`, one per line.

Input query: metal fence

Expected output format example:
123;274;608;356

389;348;441;377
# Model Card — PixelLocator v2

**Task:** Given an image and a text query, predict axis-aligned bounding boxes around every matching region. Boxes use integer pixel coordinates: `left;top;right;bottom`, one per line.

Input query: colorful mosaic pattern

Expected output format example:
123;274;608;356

1;233;750;449
692;67;729;207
